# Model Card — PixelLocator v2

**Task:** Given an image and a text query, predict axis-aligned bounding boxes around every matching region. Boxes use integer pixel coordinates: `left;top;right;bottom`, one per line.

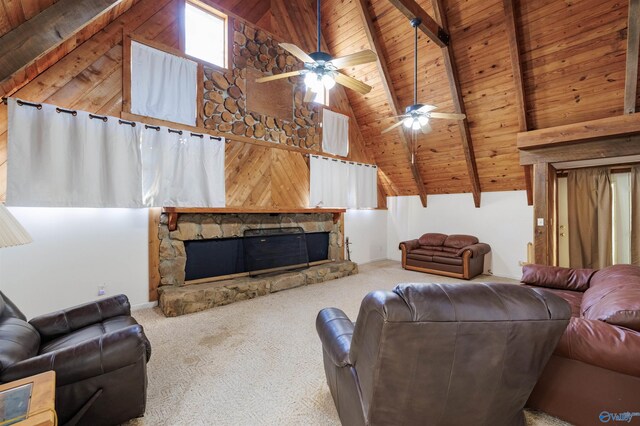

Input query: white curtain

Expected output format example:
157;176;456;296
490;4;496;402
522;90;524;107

351;163;378;209
322;109;349;157
141;127;225;207
7;99;143;207
309;155;377;209
131;41;198;126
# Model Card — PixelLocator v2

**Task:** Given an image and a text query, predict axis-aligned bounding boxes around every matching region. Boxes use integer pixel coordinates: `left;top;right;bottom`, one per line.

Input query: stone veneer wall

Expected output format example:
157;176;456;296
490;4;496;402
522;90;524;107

158;213;343;287
202;19;322;149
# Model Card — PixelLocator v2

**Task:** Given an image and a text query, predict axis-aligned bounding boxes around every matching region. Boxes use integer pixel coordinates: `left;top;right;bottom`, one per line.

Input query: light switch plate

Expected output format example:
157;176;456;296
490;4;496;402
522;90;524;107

537;218;544;226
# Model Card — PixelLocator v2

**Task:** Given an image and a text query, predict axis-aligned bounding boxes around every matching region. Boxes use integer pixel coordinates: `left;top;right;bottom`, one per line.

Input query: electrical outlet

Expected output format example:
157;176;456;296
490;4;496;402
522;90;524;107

98;285;106;296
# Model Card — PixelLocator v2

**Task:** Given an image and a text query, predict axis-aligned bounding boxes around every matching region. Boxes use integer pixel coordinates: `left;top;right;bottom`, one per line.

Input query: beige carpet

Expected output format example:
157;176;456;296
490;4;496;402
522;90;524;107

127;260;570;426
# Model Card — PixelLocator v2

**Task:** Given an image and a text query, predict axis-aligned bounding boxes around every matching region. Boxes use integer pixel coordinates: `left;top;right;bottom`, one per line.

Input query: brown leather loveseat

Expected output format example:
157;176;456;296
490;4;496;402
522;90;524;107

0;293;151;426
399;233;490;279
316;282;570;425
522;264;640;426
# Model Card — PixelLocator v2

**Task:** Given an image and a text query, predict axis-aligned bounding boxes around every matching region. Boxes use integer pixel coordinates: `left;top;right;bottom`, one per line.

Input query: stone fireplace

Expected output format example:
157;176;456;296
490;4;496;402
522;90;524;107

156;210;358;316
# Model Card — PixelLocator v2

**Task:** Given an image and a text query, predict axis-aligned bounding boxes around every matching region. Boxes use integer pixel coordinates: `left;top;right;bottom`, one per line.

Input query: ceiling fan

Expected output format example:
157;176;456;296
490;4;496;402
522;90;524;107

255;0;377;101
382;18;465;134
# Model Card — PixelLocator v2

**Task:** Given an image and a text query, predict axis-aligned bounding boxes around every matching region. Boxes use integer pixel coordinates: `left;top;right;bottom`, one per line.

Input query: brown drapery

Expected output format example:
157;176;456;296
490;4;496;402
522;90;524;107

567;167;612;269
632;165;640;266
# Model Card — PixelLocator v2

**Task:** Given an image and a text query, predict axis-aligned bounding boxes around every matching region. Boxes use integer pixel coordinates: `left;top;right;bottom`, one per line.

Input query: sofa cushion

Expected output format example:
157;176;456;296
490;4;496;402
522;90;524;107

40;315;139;354
443;234;478;249
0;292;27;321
523;285;583;317
432;255;463;266
0;317;40;370
418;233;447;246
581;265;640;332
406;253;433;262
408;249;442;257
521;264;595;292
555;317;640;377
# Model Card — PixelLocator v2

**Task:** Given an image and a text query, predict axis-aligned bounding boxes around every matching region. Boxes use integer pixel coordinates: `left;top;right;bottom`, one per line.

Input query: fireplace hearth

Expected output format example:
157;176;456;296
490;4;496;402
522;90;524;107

155;211;357;316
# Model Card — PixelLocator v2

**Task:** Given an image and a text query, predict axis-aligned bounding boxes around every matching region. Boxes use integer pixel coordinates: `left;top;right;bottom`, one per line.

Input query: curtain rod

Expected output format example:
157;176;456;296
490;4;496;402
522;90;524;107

556;164;638;176
307;154;377;168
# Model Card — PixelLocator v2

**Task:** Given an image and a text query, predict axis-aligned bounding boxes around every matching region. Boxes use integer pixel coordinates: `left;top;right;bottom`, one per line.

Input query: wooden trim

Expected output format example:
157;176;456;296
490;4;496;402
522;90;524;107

148;208;161;301
354;0;428;207
625;0;640;114
431;0;481;207
163;207;346;231
196;63;204;127
519;136;640;165
517;113;640;149
122;31;132;114
403;264;467;280
533;163;556;265
386;0;449;48
120;111;357;161
502;0;533;206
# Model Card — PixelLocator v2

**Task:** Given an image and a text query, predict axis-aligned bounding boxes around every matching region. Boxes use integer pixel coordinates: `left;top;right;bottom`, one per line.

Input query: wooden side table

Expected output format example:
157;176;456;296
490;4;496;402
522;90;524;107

0;371;56;426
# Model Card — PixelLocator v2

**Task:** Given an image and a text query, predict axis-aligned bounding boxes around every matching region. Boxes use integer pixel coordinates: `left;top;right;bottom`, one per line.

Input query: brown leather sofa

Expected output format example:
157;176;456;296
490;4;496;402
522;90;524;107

522;264;640;426
0;293;151;426
399;233;491;279
316;282;570;425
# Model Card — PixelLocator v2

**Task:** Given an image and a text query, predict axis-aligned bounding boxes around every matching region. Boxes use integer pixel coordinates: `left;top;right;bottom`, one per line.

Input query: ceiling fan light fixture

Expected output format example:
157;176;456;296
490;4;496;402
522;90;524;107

418;115;429;126
411;119;421;131
322;73;336;90
403;117;413;128
304;72;323;93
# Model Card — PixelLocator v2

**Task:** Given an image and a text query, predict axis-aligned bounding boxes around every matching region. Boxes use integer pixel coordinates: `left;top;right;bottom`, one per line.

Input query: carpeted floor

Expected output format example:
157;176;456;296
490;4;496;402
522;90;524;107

127;260;570;426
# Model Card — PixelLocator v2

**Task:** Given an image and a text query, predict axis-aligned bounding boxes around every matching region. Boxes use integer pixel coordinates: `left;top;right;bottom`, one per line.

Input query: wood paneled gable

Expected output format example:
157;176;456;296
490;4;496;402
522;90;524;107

1;0;639;204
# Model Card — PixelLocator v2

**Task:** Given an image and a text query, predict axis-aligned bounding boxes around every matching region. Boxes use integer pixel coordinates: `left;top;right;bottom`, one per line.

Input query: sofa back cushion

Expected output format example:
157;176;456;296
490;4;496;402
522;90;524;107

0;292;27;321
443;234;478;249
521;264;595;292
418;233;447;247
581;264;640;332
0;317;40;370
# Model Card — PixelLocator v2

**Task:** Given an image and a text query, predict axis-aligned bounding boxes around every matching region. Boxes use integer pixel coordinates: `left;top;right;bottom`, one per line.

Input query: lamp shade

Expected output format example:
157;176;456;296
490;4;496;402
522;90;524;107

0;205;32;248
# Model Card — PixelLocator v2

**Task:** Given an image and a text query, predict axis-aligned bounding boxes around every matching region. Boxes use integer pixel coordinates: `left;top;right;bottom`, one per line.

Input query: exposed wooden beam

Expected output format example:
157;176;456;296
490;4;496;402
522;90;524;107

386;0;449;48
625;0;640;114
354;0;428;207
519;136;640;165
533;163;556;265
502;0;532;205
430;0;481;207
0;0;131;97
517;113;640;149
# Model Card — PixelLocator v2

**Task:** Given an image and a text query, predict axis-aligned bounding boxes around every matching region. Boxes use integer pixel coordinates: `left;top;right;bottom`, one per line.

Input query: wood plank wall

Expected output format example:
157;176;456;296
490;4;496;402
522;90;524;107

0;0;383;208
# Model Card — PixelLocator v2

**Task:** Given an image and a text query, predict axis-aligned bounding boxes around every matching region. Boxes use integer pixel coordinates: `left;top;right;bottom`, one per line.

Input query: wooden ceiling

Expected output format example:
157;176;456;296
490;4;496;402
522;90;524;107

1;0;634;204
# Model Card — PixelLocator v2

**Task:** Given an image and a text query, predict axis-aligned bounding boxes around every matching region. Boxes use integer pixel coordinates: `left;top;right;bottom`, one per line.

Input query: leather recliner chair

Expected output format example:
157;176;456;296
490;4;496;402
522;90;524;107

316;282;571;426
0;292;151;426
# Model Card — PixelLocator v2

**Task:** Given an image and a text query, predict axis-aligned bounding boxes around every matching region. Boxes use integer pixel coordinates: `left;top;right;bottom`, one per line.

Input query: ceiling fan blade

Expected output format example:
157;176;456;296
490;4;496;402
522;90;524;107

429;112;466;120
279;43;315;63
255;70;303;83
328;50;378;69
304;88;315;103
381;120;405;134
420;122;433;134
334;72;372;94
418;104;438;113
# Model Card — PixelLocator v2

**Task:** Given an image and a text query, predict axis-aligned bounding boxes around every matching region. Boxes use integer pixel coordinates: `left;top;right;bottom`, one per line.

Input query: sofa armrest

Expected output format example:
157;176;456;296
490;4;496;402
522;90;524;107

0;324;148;386
457;243;491;258
316;308;354;367
29;294;131;342
399;239;420;251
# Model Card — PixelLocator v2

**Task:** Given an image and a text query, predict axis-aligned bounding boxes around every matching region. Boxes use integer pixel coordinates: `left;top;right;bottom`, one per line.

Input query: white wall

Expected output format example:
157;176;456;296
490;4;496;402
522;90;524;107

387;192;533;279
0;207;149;319
344;209;388;264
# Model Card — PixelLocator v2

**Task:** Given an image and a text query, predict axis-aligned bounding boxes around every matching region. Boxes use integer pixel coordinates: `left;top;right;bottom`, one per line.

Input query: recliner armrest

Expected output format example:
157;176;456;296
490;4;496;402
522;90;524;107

457;243;491;258
29;294;131;342
0;324;148;386
399;239;420;251
316;308;354;367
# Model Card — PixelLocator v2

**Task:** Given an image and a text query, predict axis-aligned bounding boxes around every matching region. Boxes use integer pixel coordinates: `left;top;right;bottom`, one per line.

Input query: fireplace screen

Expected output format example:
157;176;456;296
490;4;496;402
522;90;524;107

243;227;308;274
184;229;329;281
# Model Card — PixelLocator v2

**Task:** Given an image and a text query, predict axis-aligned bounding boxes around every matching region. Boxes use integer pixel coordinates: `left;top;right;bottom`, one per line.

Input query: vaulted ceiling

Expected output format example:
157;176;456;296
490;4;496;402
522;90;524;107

0;0;633;204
